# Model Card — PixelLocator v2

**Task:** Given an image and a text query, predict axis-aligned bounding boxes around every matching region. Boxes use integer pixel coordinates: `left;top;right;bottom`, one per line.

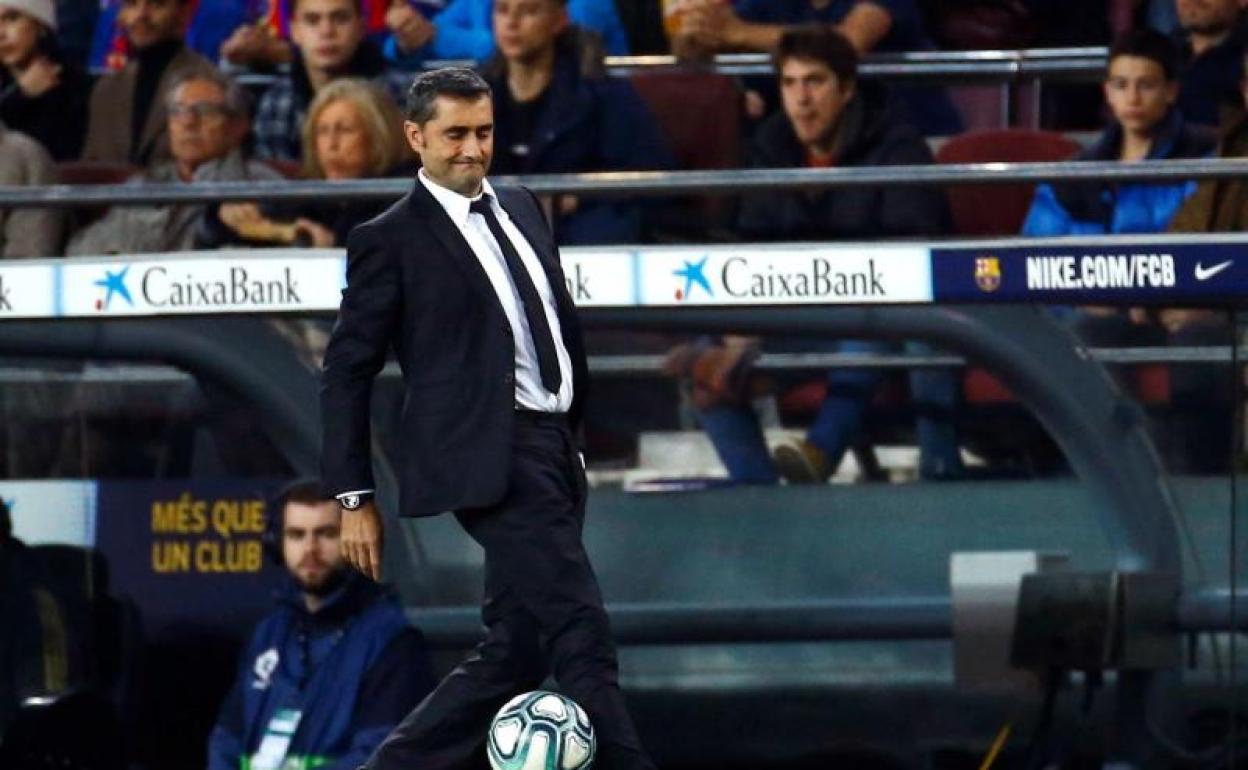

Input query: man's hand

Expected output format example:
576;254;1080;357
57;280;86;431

341;501;384;581
221;24;293;67
387;0;436;54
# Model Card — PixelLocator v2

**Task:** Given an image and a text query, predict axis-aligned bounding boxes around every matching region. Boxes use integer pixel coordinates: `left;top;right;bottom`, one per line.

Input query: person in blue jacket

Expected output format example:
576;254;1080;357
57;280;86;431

386;0;630;67
1023;28;1214;237
206;480;436;770
481;0;672;244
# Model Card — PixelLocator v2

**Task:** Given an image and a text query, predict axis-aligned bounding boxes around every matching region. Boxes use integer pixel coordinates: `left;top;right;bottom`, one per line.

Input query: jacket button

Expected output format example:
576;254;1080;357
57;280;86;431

504;373;514;385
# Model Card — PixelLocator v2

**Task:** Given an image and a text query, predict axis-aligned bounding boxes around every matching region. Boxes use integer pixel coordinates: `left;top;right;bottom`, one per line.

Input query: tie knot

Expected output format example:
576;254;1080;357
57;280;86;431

469;196;493;216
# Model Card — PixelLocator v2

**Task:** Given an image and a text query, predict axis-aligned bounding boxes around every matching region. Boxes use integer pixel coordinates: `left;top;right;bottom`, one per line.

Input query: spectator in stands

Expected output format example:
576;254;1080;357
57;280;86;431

69;71;280;256
386;0;630;68
669;0;960;134
217;1;449;71
82;0;215;168
0;0;91;161
680;26;961;484
0;121;62;257
1141;45;1248;473
51;0;96;65
481;0;671;244
1022;29;1214;237
254;0;404;161
1174;0;1247;126
208;78;414;248
1171;49;1248;232
206;480;436;770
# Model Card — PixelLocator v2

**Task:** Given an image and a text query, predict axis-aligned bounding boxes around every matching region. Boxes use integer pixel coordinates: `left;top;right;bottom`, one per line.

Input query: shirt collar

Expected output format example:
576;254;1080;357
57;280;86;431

418;168;497;228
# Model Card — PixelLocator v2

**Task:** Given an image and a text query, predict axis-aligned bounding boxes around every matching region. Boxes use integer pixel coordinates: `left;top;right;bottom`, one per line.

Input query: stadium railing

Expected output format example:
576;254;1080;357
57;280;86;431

4;156;1248;208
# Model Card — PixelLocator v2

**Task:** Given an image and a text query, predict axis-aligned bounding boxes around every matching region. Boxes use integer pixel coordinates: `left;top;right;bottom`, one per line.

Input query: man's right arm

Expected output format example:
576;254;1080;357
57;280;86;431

320;224;402;502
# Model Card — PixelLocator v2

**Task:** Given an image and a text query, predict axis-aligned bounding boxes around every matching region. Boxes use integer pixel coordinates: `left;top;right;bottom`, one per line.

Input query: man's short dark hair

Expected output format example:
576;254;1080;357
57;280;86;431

405;67;492;125
278;479;329;511
775;25;859;85
1108;29;1180;81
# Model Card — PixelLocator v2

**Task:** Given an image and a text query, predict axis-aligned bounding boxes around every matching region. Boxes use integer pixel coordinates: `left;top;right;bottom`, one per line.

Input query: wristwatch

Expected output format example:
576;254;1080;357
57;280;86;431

339;492;373;511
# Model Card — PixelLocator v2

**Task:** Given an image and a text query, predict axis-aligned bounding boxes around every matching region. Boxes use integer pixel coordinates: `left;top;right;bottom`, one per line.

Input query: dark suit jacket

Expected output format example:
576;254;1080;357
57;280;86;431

320;180;589;518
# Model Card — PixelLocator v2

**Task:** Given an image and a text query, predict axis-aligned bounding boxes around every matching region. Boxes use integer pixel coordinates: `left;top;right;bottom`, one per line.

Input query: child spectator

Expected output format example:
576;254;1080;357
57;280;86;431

253;0;405;161
0;0;91;160
1023;29;1214;237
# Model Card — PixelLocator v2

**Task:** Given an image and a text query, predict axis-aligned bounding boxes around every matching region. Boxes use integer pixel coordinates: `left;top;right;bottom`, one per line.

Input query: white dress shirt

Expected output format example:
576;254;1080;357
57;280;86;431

418;169;574;414
336;172;576;502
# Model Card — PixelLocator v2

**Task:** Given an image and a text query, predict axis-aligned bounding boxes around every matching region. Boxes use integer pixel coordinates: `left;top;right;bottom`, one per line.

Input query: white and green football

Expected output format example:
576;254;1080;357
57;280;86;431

487;690;596;770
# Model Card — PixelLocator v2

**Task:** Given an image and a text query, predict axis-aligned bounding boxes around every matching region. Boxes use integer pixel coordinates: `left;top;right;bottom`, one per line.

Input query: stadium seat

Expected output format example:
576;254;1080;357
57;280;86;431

54;162;136;188
629;69;742;238
263;159;304;180
55;162;138;230
934;129;1081;236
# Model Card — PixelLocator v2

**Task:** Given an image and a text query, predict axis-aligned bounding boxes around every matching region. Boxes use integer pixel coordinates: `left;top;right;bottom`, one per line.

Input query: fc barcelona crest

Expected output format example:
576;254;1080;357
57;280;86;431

975;256;1001;292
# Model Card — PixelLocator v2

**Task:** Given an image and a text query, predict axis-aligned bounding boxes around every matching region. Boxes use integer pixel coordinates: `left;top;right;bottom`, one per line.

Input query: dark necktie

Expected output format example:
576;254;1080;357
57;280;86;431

469;196;563;395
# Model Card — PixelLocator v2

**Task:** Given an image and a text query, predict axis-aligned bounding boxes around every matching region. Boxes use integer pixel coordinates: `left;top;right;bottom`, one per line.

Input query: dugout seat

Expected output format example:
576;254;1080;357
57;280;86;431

629;69;742;239
19;545;144;764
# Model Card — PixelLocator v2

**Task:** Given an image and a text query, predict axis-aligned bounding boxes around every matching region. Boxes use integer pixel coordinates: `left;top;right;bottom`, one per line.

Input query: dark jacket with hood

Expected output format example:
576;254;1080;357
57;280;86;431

738;81;951;241
482;27;673;245
254;40;405;162
0;40;91;161
1022;108;1214;236
206;572;436;770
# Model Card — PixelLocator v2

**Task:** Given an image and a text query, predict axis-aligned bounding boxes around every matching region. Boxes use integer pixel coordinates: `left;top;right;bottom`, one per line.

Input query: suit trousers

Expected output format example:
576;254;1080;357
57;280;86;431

364;411;655;770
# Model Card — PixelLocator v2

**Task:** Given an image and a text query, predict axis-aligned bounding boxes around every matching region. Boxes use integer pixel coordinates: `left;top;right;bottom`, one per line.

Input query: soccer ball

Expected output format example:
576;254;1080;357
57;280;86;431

487;690;596;770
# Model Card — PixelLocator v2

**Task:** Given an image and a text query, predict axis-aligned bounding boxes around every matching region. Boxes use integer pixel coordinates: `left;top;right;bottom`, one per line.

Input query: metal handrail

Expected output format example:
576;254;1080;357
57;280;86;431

223;46;1109;83
4;158;1247;208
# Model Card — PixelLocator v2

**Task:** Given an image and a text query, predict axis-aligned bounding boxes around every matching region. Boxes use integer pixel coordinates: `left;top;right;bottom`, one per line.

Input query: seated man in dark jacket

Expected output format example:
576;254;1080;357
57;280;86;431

206;480;436;770
482;0;672;245
690;25;961;484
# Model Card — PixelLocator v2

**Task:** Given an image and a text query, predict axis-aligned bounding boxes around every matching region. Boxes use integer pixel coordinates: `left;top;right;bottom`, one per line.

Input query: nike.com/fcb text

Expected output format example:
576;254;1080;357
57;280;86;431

1025;254;1176;291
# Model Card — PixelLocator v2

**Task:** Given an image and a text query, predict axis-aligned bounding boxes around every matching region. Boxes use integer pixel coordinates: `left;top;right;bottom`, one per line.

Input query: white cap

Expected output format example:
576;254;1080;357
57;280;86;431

0;0;57;31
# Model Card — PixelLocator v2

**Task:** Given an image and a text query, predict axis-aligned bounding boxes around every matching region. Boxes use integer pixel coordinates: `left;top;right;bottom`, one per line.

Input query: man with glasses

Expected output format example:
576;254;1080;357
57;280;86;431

68;71;282;256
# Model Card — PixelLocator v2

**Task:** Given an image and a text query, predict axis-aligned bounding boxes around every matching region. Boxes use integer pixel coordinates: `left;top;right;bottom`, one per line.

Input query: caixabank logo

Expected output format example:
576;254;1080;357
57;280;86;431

86;261;306;314
673;256;713;301
659;249;929;306
94;266;134;310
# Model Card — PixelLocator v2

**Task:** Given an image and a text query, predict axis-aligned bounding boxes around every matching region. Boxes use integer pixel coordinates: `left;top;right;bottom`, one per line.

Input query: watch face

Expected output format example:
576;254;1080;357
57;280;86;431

342;494;361;510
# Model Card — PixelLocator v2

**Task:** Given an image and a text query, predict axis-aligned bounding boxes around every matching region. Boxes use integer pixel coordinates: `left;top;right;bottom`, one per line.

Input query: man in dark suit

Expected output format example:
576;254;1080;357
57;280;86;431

320;67;656;770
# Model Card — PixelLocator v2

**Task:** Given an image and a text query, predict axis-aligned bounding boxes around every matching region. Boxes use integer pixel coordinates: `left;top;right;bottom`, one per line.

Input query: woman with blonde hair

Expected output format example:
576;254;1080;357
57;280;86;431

212;78;415;248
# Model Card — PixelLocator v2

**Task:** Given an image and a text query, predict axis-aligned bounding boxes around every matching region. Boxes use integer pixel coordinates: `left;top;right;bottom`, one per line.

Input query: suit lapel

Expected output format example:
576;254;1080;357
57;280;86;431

407;181;507;317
